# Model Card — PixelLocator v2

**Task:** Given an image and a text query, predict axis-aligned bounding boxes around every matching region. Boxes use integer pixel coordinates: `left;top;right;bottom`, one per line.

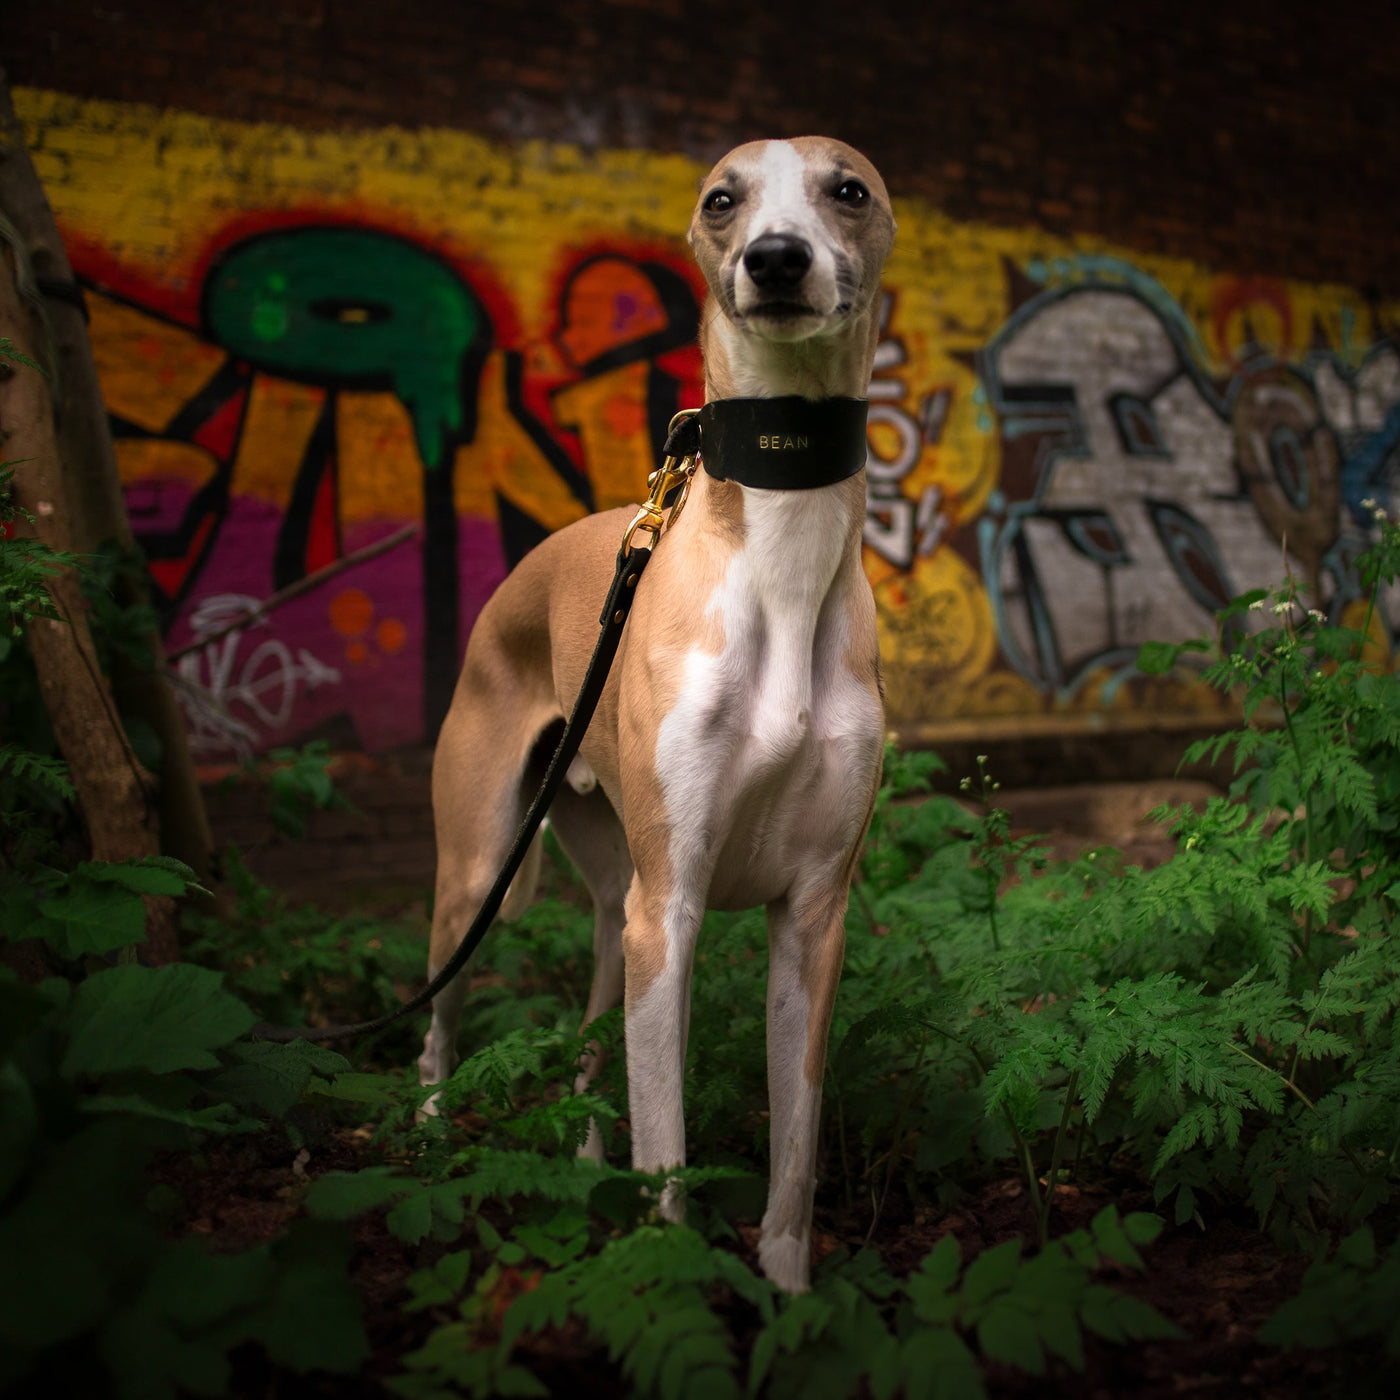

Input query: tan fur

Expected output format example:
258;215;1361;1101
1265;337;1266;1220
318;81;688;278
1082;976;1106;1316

422;138;895;1293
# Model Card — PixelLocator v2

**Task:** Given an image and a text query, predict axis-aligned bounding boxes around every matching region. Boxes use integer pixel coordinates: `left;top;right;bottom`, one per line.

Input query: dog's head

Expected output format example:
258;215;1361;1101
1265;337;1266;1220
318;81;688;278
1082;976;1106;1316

688;137;895;346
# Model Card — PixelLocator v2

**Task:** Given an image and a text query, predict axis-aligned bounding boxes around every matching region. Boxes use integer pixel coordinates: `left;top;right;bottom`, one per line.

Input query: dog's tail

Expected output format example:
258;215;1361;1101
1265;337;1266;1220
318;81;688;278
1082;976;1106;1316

500;824;545;922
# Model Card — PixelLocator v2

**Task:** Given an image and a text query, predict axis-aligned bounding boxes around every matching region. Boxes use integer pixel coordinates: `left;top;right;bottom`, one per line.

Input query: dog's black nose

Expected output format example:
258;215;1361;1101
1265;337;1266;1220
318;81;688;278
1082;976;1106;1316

743;235;813;291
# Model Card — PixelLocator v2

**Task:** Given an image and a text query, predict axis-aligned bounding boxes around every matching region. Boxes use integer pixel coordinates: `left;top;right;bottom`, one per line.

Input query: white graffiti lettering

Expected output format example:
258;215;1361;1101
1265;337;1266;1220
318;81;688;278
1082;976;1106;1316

863;292;951;568
172;594;342;759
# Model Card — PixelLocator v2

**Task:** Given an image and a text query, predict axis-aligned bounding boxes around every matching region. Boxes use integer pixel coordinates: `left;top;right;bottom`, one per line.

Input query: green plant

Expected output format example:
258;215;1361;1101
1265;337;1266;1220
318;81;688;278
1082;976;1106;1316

182;848;423;1046
0;341;372;1398
256;739;359;839
382;1199;1174;1400
1260;1223;1400;1357
0;958;375;1396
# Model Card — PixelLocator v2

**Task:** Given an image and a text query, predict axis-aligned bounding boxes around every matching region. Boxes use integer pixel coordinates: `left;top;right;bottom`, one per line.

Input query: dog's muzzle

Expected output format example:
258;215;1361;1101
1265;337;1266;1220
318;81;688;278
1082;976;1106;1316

743;234;814;293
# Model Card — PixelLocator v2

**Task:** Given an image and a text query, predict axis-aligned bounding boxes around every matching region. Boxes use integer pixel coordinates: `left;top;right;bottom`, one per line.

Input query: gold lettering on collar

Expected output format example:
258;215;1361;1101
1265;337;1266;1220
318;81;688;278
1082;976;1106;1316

757;435;812;450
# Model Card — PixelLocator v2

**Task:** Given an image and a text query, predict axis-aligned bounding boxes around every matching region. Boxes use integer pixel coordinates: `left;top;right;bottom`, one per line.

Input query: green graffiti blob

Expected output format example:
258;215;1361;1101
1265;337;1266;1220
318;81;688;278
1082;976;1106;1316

203;228;484;469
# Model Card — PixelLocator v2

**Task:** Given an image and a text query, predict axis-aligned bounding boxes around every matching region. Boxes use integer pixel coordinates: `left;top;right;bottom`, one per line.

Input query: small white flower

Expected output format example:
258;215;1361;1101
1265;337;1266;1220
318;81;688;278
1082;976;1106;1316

1308;609;1326;624
1249;599;1266;612
1272;601;1293;615
1362;497;1377;511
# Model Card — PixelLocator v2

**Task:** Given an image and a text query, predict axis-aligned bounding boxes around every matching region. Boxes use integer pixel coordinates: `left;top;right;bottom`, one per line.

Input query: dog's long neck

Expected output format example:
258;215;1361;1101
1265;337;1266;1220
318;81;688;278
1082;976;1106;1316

687;298;874;621
699;298;882;402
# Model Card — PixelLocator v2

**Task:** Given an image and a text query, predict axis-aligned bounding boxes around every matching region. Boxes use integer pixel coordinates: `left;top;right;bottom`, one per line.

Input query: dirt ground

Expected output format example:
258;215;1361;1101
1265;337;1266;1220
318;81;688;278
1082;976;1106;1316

995;777;1221;869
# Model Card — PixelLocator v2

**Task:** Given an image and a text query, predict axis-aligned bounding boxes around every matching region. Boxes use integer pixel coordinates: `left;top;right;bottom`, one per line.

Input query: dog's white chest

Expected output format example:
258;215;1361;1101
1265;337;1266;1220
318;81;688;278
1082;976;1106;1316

654;490;883;909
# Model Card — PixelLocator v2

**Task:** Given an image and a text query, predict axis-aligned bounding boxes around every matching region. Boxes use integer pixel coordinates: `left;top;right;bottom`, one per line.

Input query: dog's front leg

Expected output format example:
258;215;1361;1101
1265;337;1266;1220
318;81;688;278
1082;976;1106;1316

759;888;848;1293
622;880;701;1218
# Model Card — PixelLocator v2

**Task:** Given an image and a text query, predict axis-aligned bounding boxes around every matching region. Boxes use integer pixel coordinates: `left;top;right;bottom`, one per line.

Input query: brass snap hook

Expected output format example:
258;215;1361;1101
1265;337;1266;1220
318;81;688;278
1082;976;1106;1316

621;408;702;557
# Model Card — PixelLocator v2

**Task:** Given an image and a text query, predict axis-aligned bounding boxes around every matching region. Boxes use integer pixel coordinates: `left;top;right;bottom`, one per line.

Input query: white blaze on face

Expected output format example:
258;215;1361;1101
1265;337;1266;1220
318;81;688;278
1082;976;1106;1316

746;141;811;240
732;141;842;319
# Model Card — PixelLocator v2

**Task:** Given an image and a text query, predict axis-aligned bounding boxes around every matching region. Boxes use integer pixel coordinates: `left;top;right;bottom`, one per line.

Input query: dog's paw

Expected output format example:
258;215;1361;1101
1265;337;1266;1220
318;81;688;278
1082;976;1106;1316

576;1120;606;1163
658;1177;686;1224
416;1088;445;1124
757;1231;811;1295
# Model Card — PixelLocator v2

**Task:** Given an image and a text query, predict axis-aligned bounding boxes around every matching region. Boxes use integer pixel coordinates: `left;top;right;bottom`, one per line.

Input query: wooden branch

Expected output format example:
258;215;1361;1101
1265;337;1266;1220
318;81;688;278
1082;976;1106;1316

165;523;420;664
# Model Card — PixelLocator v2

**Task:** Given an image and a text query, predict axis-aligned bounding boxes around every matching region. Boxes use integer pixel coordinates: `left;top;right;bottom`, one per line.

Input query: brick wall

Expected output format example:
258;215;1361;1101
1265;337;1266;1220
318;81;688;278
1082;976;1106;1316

8;0;1399;295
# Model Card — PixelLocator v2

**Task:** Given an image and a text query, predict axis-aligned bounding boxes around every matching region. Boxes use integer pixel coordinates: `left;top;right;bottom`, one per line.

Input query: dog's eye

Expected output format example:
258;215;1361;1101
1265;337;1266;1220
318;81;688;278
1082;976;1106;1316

834;180;869;207
702;189;735;214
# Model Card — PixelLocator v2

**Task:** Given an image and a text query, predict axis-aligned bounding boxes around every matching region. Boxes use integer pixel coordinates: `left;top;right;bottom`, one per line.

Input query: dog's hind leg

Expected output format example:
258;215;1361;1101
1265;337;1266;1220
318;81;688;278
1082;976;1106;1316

418;852;511;1112
758;885;849;1294
419;696;557;1112
547;782;632;1160
419;820;545;1109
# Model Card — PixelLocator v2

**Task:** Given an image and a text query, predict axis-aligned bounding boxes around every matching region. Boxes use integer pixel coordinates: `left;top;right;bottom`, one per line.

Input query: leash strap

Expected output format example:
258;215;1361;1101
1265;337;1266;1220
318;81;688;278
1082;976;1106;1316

249;397;868;1045
251;544;652;1043
664;396;868;490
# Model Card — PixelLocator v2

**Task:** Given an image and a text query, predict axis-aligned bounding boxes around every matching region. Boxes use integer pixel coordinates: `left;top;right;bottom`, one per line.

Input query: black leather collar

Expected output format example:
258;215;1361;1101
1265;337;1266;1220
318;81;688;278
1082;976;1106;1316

662;396;869;490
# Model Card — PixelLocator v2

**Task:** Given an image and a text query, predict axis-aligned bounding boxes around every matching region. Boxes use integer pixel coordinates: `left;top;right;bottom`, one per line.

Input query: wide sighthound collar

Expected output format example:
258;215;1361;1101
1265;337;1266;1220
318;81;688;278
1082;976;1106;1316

662;396;869;491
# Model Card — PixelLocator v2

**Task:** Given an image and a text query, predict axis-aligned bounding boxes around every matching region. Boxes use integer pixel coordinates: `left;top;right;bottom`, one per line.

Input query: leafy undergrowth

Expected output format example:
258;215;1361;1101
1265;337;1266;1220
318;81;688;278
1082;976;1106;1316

4;408;1400;1395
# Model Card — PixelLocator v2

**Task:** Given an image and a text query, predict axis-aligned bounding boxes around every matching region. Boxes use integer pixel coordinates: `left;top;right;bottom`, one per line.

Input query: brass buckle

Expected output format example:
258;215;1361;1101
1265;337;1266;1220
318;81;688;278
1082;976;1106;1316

621;408;700;556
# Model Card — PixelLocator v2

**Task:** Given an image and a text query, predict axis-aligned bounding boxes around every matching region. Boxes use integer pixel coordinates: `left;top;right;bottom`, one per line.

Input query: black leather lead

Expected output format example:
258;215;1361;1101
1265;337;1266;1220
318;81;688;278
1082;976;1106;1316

36;276;91;323
250;394;871;1045
251;545;652;1043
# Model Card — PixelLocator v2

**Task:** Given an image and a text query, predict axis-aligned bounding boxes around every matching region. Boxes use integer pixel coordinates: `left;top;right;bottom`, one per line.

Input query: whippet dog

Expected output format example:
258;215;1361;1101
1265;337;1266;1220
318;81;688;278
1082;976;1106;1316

421;137;895;1293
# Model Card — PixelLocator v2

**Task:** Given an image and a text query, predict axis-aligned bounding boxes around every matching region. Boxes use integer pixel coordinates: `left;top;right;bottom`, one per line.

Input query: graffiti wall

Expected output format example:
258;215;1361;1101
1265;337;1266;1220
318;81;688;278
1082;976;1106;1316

16;89;1400;757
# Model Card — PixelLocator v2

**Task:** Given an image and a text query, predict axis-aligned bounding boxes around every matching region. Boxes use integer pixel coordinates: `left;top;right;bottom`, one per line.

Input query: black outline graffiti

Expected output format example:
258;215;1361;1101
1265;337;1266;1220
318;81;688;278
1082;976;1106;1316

974;266;1400;694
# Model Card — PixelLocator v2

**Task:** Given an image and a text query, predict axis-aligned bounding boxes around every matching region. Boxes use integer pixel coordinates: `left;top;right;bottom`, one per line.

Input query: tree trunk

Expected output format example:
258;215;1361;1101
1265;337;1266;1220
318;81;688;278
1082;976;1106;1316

0;66;214;895
0;245;182;961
